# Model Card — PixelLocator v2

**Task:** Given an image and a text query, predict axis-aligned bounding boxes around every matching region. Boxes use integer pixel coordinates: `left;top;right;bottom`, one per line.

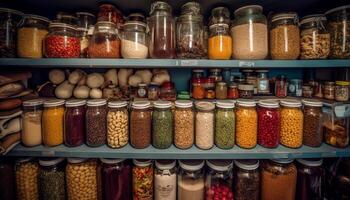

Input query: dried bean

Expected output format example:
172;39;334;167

86;105;107;147
280;107;303;148
16;161;39;200
236;106;257;149
303;105;322;147
107;109;128;148
44;35;80;58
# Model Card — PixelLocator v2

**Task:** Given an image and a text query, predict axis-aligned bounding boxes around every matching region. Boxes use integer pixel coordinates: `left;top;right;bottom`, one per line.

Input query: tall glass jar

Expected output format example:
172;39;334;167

215;101;235;149
100;158;131;200
195;101;215;150
270;12;300;59
132;159;153;200
22;99;43;147
280;100;303;148
275;74;288;97
236;100;258;149
154;160;177;200
148;1;176;58
178;160;205;200
38;158;66;200
15;157;39;200
231;5;268;59
42;99;65;147
121;21;148;58
206;160;234;200
17;14;49;58
130;101;152;149
107;101;129;149
0;159;15;200
152;101;173;149
302;100;323;147
234;160;260;200
44;22;80;58
86;99;107;147
64;100;86;147
174;100;194;149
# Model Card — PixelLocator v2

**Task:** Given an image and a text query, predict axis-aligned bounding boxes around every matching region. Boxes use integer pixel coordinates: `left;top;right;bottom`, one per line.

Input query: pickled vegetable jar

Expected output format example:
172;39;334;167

130;101;152;149
152;101;173;149
234;160;260;200
64;100;86;147
132;159;153;200
215;100;235;149
154;160;177;200
195;101;215;150
22;99;44;147
178;160;205;200
0;159;15;200
257;100;280;148
15;157;39;200
107;101;129;149
174;100;194;149
236;100;257;149
86;99;107;147
206;160;234;200
42;99;65;147
121;21;148;59
302;100;323;147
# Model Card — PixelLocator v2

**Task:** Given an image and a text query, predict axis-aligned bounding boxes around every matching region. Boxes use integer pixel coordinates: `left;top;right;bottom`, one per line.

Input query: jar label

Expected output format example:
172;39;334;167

239;61;255;67
180;60;198;66
156;184;175;198
138;88;147;97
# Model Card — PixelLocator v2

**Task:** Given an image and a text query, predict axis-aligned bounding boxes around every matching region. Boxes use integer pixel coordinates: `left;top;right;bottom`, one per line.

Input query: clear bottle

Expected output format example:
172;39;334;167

152;101;173;149
234;160;260;200
256;70;270;94
22;99;44;147
130;101;152;149
42;99;65;147
86;99;107;147
257;100;280;148
215;101;235;149
107;101;129;149
15;157;39;200
174;100;194;149
302;100;323;147
132;159;153;200
154;160;177;200
178;160;205;200
121;21;148;58
195;101;215;150
236;100;258;149
206;160;234;200
64;100;86;147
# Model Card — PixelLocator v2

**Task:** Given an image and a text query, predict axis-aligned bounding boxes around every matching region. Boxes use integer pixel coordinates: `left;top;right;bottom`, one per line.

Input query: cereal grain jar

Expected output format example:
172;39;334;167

174;100;194;149
152;101;173;149
236;99;257;149
280;100;303;148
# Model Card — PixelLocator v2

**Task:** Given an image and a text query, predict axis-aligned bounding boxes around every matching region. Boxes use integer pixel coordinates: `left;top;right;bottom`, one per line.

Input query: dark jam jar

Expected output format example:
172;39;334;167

0;159;15;200
234;160;260;200
86;99;107;147
64;100;86;147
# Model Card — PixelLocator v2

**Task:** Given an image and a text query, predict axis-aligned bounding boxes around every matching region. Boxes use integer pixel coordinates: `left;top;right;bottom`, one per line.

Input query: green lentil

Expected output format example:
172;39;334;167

152;108;173;149
215;108;235;149
39;168;66;200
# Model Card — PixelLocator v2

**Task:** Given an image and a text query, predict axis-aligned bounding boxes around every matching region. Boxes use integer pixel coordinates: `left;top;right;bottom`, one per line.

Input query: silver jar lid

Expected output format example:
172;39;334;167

234;159;259;170
207;160;233;171
179;160;204;171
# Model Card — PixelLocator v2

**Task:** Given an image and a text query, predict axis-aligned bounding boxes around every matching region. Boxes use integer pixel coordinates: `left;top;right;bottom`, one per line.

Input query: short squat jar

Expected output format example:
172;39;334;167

195;101;215;150
130;101;152;149
15;157;39;200
215;101;235;149
22;99;44;147
86;99;107;147
206;160;234;200
121;21;148;58
236;100;258;149
154;160;177;200
152;101;173;149
257;100;280;148
178;160;205;200
64;100;86;147
107;101;129;149
234;160;260;200
42;99;65;147
174;100;194;149
335;81;350;101
302;100;323;147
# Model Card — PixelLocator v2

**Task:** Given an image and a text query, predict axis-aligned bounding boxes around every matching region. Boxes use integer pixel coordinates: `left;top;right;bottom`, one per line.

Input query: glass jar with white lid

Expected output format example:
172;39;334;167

22;99;44;147
178;160;205;200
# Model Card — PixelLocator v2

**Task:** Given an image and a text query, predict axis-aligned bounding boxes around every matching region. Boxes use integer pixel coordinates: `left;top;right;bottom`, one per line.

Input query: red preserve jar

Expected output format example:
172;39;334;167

98;4;124;29
64;100;86;147
275;75;288;98
257;100;281;148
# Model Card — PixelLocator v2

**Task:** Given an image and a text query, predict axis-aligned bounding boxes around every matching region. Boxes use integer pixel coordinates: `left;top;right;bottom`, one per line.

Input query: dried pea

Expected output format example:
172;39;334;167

215;101;235;149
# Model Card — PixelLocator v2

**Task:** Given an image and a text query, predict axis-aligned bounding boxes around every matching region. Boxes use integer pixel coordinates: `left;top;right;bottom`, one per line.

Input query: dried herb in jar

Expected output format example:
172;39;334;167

39;169;65;200
152;102;173;149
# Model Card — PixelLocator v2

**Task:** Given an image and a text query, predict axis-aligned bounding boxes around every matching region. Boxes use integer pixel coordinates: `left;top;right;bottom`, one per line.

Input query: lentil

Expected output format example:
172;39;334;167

257;100;280;148
42;100;65;147
22;99;43;147
86;99;107;147
174;100;194;149
130;101;152;149
302;100;323;147
280;100;303;148
215;101;235;149
152;101;173;149
15;158;39;200
107;101;129;148
236;100;257;149
132;159;153;200
89;38;120;58
195;101;215;150
44;35;80;58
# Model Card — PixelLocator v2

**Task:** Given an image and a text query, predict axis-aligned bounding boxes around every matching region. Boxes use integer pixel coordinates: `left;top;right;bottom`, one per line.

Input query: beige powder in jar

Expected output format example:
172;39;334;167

270;25;300;59
178;177;205;200
195;102;215;150
121;39;148;58
22;110;43;146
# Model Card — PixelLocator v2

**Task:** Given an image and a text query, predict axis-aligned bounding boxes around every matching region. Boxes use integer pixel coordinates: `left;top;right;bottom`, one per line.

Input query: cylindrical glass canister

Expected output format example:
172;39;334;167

257;100;280;148
64;100;86;147
42;99;65;147
22;99;44;147
86;99;107;147
130;101;152;149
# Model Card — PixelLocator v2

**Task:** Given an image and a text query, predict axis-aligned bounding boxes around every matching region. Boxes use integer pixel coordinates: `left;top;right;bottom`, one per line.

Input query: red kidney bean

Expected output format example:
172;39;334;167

45;35;80;58
206;183;234;200
257;106;281;148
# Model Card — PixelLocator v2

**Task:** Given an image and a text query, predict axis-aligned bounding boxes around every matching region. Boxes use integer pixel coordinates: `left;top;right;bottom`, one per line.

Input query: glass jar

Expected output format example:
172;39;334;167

204;78;216;99
256;70;270;94
77;27;89;57
323;81;335;100
17;14;49;58
261;159;297;200
148;1;176;58
275;75;288;97
98;4;124;29
288;79;302;97
215;82;227;99
22;99;43;147
0;8;23;58
107;101;129;149
303;85;313;98
64;100;86;147
160;81;176;101
195;101;215;150
137;83;148;98
215;101;235;149
280;100;304;148
209;68;222;82
236;100;258;149
154;160;177;200
100;158;131;200
234;160;260;200
206;160;234;200
174;100;194;149
0;159;15;200
300;14;330;59
257;100;281;148
192;78;205;99
130;101;152;149
325;6;350;58
152;101;173;149
42;99;65;147
296;159;324;200
121;21;148;58
302;100;323;147
57;13;78;26
66;158;98;200
148;82;160;100
178;160;205;200
38;158;66;200
15;157;39;200
208;23;232;60
227;83;239;99
335;81;350;101
89;21;120;58
86;99;107;147
132;159;153;200
238;84;254;98
270;12;300;59
231;5;268;59
76;12;95;29
192;69;205;79
44;22;80;58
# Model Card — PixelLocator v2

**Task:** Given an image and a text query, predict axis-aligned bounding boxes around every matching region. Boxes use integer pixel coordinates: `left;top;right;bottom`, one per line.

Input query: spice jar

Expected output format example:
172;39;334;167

234;160;260;200
204;78;216;99
231;5;268;59
148;82;160;100
42;99;65;147
238;84;254;98
215;100;235;149
132;159;153;200
216;82;228;99
15;157;39;200
160;81;176;101
76;12;95;29
256;70;270;94
195;101;215;150
192;78;205;99
154;160;177;200
121;21;148;58
209;68;223;82
44;22;80;58
0;159;15;200
206;160;234;200
86;99;107;147
107;101;128;149
77;27;89;57
17;14;49;58
148;1;176;58
22;99;43;147
323;81;335;100
261;159;297;200
302;100;323;147
270;12;300;59
335;81;350;101
152;101;173;149
302;85;313;98
280;100;303;148
275;75;288;97
98;4;124;29
236;100;258;149
257;100;281;148
227;83;239;99
137;83;148;98
64;100;86;147
100;158;131;200
130;101;152;149
38;158;66;200
174;100;194;149
288;79;302;97
178;160;205;200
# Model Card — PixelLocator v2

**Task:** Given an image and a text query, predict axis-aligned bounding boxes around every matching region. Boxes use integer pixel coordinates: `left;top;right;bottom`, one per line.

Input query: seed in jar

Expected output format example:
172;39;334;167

107;110;128;148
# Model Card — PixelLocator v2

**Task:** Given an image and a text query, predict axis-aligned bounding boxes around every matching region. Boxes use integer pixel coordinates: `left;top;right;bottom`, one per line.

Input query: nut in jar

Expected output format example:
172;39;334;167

15;158;39;200
107;101;129;148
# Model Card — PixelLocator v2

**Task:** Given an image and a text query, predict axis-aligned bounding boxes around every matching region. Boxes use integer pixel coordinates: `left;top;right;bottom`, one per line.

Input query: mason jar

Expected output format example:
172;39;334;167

64;100;86;147
174;100;194;149
215;100;235;149
42;99;65;147
178;160;205;200
107;101;129;149
208;23;232;60
236;99;258;149
206;160;234;200
152;101;173;149
121;21;148;58
302;100;323;147
195;101;215;150
234;160;260;200
130;101;152;149
154;160;177;200
257;100;280;148
132;159;153;200
15;157;39;200
22;99;44;147
86;99;107;147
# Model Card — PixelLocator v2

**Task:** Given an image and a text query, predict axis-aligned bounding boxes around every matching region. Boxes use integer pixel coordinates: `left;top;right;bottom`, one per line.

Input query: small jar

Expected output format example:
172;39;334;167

152;101;173;149
44;22;80;58
302;100;323;147
22;99;44;147
275;75;288;97
107;101;129;149
238;84;254;98
130;101;152;149
76;12;95;29
86;99;107;147
236;100;258;149
192;78;205;100
160;81;176;101
178;160;205;200
77;27;89;57
302;85;313;98
288;79;302;97
15;158;39;200
206;160;234;200
42;99;65;147
323;81;335;100
137;83;148;98
204;78;216;99
121;21;148;58
195;101;215;150
256;70;270;94
174;100;194;149
97;4;124;29
234;160;260;200
64;100;86;147
209;68;223;82
192;69;205;79
148;82;160;100
38;158;66;200
215;101;235;149
154;160;177;200
208;23;232;59
335;81;350;101
216;82;228;99
132;159;153;200
0;159;15;200
227;83;239;99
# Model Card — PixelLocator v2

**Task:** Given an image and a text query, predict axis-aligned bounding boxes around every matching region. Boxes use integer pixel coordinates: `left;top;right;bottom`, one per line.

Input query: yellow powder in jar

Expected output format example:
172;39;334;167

42;106;64;146
208;35;232;60
17;27;48;58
